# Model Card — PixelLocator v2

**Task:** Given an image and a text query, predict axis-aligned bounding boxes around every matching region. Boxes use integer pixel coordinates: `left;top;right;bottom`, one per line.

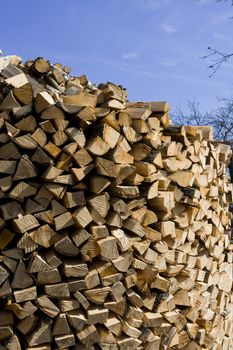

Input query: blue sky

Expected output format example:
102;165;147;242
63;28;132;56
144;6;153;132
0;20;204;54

1;0;233;113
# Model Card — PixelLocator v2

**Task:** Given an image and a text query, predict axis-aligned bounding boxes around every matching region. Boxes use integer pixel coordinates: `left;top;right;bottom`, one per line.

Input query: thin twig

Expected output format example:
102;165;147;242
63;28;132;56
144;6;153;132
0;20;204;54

216;0;233;4
201;47;233;77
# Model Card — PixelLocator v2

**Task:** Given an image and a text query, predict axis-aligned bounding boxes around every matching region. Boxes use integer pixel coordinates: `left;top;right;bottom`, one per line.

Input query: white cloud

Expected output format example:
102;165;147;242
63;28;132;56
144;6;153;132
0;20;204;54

122;52;139;60
197;0;211;4
161;23;177;34
213;32;229;41
161;59;179;67
134;0;170;11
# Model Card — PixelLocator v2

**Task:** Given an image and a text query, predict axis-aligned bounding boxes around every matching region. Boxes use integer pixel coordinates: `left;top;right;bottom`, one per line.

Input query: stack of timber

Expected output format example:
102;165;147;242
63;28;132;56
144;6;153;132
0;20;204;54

0;55;232;350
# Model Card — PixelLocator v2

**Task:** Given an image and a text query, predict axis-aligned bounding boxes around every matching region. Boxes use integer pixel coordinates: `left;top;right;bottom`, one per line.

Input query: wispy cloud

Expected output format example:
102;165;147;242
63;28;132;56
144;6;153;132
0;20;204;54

210;13;231;25
122;52;139;60
100;59;224;87
213;32;229;41
197;0;211;4
161;59;179;67
161;23;177;34
134;0;170;11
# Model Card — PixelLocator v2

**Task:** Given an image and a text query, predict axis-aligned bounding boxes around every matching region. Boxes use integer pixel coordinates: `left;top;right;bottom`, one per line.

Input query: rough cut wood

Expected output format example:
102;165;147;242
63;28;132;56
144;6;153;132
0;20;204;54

0;54;232;350
34;91;55;113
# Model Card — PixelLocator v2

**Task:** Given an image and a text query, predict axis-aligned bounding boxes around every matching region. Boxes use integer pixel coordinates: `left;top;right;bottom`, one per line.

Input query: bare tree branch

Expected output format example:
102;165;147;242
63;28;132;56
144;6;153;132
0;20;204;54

171;100;212;127
216;0;233;4
171;99;233;142
199;0;233;75
201;48;233;77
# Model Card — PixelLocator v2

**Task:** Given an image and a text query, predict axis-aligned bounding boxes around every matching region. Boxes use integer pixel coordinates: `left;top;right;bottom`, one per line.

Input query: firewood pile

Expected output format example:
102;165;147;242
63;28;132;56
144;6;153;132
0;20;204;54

0;55;233;350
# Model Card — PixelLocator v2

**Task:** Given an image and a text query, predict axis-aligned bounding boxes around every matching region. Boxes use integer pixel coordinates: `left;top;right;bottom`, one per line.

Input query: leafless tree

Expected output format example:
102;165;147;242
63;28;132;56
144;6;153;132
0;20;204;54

171;99;233;142
216;0;233;4
198;0;233;75
202;48;233;77
171;101;212;128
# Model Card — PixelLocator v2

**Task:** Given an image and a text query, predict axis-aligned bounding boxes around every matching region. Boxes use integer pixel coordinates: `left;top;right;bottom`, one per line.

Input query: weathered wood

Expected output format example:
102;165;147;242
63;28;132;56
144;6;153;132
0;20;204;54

0;160;16;174
71;164;94;181
33;57;50;74
73;206;92;228
54;235;79;256
98;237;119;260
36;295;60;318
0;55;232;350
28;253;52;273
44;141;61;158
0;229;15;250
84;287;110;304
0;325;13;341
51;199;67;217
77;325;99;347
54;212;75;230
15;134;38;149
0;142;20;160
66;127;85;147
15;115;37;132
52;130;68;146
52;313;70;336
0;175;13;193
63;261;88;277
6;334;22;349
40;105;64;121
14;286;37;303
73;149;93;167
37;268;61;285
63;92;97;107
87;306;109;324
12;214;39;233
27;319;51;346
55;334;76;348
87;137;110;156
95;157;118;177
31;128;47;148
63;191;86;208
88;193;110;218
17;314;37;335
9;182;37;201
0;90;21;111
29;225;58;248
44;282;70;298
34;210;54;225
12;261;34;289
74;291;90;310
34;91;55;113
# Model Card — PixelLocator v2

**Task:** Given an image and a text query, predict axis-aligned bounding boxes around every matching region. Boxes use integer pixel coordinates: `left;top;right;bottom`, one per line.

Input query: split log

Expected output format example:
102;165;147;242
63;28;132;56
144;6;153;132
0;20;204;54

0;55;232;350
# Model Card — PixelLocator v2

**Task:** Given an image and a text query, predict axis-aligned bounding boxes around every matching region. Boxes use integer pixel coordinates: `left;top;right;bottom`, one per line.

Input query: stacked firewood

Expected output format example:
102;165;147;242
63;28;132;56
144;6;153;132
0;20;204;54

0;56;232;350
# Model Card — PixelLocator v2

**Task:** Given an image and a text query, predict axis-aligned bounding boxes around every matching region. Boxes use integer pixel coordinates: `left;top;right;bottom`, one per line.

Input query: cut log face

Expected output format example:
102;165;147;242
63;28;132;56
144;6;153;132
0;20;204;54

72;206;92;228
1;201;24;220
98;237;119;260
54;235;79;256
27;319;51;346
54;212;75;230
63;261;88;277
11;261;34;289
29;225;60;248
12;214;39;233
14;286;37;303
0;55;232;350
37;295;60;318
0;160;17;174
34;91;55;114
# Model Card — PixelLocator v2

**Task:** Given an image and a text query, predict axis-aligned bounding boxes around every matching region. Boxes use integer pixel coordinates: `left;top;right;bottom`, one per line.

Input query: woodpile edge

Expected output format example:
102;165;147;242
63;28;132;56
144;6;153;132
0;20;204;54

0;55;232;350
